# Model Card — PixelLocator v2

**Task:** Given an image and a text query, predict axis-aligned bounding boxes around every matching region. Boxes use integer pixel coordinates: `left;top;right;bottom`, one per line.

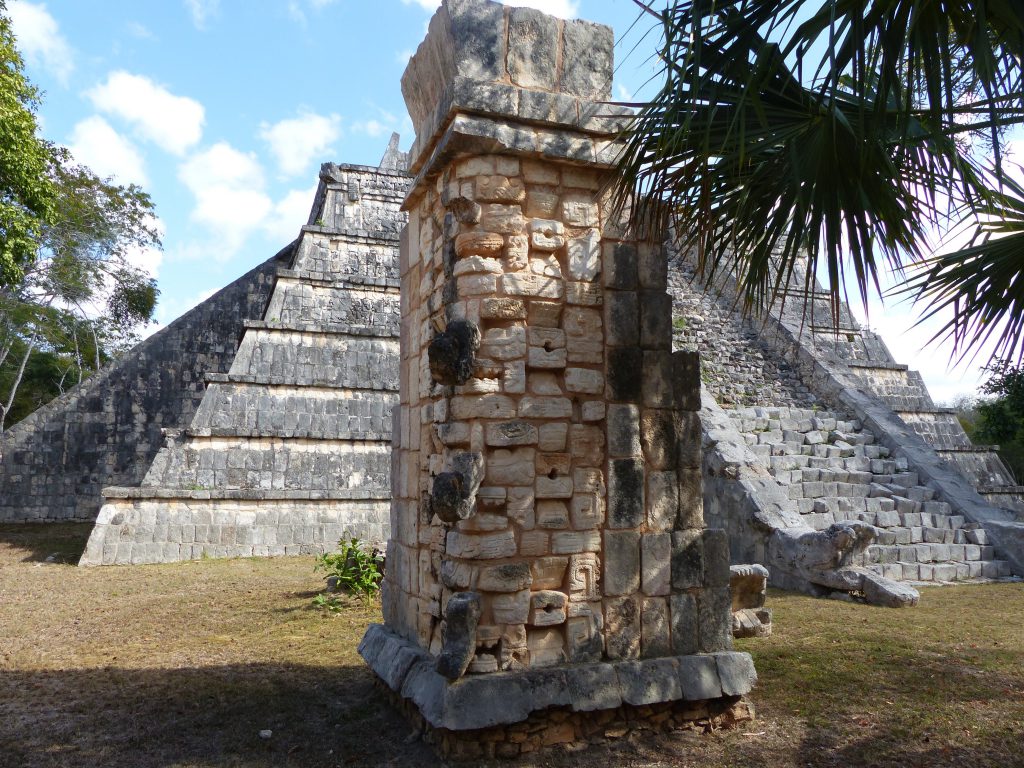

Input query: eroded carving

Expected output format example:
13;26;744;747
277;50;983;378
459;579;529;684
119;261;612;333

428;319;481;385
436;591;482;680
430;451;484;523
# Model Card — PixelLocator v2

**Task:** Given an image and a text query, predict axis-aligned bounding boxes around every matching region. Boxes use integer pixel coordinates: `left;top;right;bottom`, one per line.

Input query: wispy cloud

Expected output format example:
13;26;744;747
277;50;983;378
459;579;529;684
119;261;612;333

87;72;205;156
184;0;219;30
6;1;74;85
67;116;148;186
259;110;342;176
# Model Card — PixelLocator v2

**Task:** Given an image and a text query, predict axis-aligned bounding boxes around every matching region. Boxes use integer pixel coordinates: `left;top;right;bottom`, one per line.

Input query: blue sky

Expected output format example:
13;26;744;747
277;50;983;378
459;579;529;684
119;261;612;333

5;0;995;403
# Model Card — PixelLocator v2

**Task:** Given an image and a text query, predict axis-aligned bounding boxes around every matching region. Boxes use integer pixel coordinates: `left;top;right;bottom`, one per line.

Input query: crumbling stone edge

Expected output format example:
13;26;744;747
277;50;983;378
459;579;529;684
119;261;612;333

359;624;756;732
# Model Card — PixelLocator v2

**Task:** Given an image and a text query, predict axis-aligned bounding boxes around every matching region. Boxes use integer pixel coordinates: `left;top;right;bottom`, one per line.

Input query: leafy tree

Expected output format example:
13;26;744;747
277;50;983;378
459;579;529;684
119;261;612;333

0;3;161;432
973;360;1024;482
616;0;1024;363
0;1;56;286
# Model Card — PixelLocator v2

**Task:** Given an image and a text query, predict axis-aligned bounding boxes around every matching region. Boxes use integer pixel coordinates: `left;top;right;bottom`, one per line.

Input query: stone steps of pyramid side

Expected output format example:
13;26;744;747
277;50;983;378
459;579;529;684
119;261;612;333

867;560;1013;582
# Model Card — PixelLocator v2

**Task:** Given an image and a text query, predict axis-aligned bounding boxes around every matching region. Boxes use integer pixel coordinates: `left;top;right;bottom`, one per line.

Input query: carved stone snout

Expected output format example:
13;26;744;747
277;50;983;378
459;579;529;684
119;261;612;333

428;319;481;386
436;591;482;681
768;522;919;608
431;451;484;523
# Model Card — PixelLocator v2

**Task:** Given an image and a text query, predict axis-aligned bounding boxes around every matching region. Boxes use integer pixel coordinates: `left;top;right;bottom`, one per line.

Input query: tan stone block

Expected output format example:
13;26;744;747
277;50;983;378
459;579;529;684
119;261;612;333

525;189;560;218
528;346;567;369
520;530;550;556
581;401;605;422
552;530;600;554
525;304;560;332
481;297;527;320
538;422;568;451
500;623;528;670
453;255;503;276
457;273;498;296
485;420;539;447
457;513;510;533
573;467;606;495
530;591;568;626
647;471;679;532
530;255;562;278
565;367;603;394
567;228;601;281
454;231;504;258
486;447;537;485
531;556;569;589
561;192;599;227
604;596;641;660
522;159;559;185
562;306;603;363
536;474;573;499
528;371;563;395
570;493;604;529
519;396;572;419
504;234;529;271
507;487;536;529
458;377;502;395
492;589;531;623
528;219;566;251
451;395;518;420
475;175;526;203
562;166;599;190
527;627;566;667
501;272;563;299
478;561;533;592
481;325;527;361
456;157;496;178
537;451;571;478
481;204;527;234
503;360;527;393
495;157;520;176
565;281;602;306
446;529;517;559
569;424;604;466
537;500;569;529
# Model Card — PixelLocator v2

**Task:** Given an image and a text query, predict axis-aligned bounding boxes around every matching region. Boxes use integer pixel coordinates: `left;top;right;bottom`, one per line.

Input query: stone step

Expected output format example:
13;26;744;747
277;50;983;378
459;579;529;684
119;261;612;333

867;560;1012;582
867;543;996;564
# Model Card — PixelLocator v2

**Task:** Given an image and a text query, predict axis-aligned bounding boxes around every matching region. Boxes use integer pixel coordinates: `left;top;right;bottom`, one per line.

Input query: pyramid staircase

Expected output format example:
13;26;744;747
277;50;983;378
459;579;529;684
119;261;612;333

727;405;1013;583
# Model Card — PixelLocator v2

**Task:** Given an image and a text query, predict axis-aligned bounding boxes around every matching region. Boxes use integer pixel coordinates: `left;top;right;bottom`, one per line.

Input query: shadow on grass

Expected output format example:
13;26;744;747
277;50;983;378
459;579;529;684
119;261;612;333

0;522;91;563
0;662;439;768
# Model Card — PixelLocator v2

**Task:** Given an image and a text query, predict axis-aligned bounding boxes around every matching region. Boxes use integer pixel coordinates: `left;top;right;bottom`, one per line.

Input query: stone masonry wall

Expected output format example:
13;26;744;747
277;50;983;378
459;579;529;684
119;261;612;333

0;251;283;522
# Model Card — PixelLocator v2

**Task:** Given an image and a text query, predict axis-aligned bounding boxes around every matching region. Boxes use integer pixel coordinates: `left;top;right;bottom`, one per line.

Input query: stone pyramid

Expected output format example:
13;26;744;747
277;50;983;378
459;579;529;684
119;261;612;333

78;153;409;564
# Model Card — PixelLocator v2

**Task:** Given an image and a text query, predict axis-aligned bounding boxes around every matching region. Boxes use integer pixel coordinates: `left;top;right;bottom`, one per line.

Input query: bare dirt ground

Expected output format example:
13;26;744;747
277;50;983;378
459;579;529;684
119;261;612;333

1;523;1022;768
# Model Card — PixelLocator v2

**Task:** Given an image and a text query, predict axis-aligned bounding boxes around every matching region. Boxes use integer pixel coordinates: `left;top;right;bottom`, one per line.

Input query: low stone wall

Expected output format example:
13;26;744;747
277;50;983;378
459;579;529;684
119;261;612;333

79;492;389;566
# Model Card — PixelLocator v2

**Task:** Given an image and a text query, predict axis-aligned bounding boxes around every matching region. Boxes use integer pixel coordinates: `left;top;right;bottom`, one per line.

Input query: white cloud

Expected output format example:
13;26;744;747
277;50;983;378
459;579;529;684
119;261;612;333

67;116;148;186
7;1;73;85
259;111;341;176
351;107;403;139
263;183;319;246
401;0;578;17
178;142;273;258
287;0;339;24
184;0;219;29
87;72;205;156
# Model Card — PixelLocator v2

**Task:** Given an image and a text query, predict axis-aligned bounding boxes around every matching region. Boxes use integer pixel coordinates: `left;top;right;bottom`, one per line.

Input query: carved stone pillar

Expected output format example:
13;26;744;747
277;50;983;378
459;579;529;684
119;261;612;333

359;0;756;756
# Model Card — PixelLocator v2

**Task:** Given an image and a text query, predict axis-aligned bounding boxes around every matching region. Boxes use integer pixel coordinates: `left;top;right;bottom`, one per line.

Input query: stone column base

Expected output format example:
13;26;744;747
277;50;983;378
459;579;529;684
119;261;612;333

360;624;756;759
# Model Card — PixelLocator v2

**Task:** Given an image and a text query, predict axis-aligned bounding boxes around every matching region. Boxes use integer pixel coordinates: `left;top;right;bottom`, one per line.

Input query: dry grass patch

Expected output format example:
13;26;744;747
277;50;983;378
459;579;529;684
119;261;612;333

1;523;1022;767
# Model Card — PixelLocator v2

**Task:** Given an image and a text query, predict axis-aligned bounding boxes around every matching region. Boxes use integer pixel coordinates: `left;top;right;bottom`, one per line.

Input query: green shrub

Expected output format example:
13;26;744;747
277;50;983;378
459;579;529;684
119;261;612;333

314;538;384;601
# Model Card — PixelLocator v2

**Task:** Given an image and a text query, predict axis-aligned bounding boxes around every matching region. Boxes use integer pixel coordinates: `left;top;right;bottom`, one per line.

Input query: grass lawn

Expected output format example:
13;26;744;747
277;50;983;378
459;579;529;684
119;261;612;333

1;523;1021;767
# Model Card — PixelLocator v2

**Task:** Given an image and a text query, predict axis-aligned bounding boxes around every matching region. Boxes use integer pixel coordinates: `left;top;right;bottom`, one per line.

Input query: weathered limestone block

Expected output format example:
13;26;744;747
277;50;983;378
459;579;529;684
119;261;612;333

730;564;772;638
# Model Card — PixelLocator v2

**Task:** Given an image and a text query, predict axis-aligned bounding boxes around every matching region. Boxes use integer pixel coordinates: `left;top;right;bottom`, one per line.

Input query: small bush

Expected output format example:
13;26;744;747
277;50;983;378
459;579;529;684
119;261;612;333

314;538;384;601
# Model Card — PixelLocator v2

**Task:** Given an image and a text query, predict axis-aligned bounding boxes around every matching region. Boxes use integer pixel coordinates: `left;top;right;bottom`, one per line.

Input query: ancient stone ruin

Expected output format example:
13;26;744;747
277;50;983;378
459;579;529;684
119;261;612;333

0;0;1020;612
358;1;755;754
